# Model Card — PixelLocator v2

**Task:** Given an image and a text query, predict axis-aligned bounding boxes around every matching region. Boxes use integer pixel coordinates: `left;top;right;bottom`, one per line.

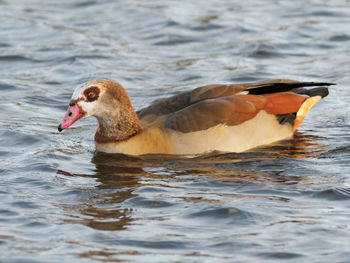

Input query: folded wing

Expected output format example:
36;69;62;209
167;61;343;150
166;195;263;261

138;79;333;133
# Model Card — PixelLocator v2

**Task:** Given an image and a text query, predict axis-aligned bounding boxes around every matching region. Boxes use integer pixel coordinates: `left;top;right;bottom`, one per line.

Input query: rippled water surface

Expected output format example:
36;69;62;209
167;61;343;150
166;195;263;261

1;0;350;262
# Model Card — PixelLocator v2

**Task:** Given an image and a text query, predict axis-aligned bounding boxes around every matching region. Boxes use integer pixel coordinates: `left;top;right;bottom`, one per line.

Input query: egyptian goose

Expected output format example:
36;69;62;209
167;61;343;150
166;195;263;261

58;79;332;155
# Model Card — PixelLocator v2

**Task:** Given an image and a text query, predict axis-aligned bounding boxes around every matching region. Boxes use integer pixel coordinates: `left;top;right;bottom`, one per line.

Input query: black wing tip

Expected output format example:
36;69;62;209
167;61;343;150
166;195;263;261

294;86;330;98
311;87;329;98
302;82;336;86
247;81;335;95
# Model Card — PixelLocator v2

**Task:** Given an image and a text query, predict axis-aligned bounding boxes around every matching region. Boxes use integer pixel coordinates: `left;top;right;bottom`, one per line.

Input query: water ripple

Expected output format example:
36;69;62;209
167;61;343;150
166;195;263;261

1;0;350;262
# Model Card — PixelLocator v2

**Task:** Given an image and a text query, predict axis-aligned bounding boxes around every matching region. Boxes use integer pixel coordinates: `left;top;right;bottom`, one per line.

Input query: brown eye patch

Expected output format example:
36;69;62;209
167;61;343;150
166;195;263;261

84;86;100;102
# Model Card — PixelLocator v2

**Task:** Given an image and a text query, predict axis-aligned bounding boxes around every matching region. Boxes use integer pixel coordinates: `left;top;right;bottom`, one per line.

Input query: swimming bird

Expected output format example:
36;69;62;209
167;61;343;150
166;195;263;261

58;79;332;155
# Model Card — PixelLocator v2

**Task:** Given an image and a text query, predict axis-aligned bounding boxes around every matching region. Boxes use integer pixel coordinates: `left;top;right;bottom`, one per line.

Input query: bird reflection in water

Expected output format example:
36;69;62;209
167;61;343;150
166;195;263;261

56;131;327;231
57;153;147;231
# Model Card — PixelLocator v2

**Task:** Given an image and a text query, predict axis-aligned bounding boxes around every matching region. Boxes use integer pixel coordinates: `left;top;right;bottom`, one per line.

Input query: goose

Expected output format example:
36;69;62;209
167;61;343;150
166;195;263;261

58;79;332;155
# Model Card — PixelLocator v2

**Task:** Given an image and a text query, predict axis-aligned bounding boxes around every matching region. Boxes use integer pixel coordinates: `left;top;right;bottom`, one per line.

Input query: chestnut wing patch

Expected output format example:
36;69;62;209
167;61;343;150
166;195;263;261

165;96;265;133
263;92;306;115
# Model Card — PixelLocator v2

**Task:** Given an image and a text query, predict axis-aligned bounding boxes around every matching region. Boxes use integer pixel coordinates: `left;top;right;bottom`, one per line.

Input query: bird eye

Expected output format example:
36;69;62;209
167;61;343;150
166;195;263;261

84;86;100;102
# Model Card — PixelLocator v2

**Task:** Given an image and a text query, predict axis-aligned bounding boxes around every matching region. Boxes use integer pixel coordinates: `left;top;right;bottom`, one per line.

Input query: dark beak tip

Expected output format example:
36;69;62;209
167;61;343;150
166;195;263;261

58;124;63;132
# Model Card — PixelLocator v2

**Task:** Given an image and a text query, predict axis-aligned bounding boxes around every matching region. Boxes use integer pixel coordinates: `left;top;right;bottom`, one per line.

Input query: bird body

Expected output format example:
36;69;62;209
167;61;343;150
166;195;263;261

58;79;332;156
95;110;293;155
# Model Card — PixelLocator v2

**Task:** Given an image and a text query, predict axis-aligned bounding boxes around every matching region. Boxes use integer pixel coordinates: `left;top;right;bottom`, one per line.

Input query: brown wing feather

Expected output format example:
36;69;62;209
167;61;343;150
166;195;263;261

138;83;249;121
138;79;319;120
253;79;299;85
165;96;264;133
139;79;331;132
189;83;251;103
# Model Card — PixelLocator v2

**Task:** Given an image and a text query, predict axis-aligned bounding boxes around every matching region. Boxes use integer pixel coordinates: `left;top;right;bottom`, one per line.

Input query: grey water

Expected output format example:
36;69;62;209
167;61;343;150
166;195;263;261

1;0;350;262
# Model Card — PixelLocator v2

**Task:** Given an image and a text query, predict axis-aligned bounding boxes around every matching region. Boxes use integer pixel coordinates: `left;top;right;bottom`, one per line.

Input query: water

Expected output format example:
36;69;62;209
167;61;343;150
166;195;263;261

1;0;350;262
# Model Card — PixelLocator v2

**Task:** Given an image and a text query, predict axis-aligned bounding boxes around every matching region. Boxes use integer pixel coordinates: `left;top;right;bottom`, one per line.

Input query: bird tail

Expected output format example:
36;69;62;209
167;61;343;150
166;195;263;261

292;87;329;132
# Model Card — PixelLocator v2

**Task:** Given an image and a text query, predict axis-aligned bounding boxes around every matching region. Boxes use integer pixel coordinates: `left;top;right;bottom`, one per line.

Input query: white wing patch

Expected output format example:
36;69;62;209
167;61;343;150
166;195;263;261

236;91;249;95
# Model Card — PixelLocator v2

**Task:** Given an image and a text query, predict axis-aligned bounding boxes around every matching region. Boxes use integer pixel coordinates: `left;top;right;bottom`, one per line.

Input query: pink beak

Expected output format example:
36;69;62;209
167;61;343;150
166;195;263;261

58;103;84;132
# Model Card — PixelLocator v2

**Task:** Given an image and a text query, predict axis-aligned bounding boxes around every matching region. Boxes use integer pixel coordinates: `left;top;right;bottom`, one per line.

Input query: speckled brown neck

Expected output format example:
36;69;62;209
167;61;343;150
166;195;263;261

93;81;142;144
94;108;142;143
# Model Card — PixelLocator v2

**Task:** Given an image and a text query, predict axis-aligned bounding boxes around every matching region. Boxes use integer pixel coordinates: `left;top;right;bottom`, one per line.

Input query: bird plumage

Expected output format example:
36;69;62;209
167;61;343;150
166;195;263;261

58;79;333;155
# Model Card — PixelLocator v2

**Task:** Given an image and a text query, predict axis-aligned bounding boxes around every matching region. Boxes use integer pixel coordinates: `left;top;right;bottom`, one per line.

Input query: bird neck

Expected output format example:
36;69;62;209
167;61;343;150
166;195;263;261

94;105;142;144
